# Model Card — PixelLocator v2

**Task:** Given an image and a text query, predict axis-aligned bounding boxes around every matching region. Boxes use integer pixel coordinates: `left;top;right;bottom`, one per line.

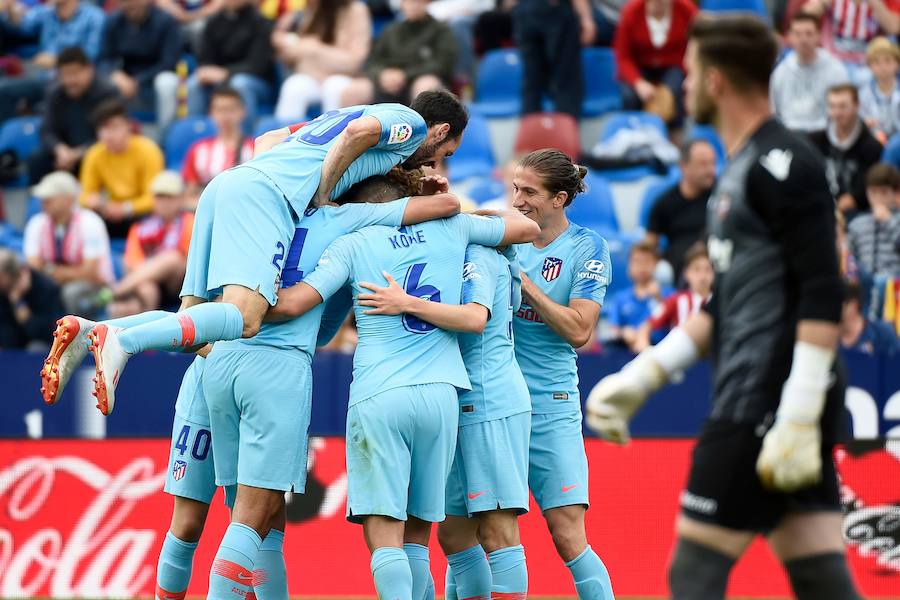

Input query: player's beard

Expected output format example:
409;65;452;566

402;142;438;169
691;83;719;126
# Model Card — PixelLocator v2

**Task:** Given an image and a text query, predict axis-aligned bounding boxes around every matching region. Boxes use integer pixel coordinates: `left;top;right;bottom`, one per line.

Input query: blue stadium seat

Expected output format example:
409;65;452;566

700;0;768;18
254;115;294;138
582;47;622;117
883;133;900;169
0;223;24;254
164;117;216;170
447;113;495;182
0;116;41;187
472;49;523;118
685;124;726;172
466;176;506;205
639;170;682;229
599;111;667;142
566;172;618;236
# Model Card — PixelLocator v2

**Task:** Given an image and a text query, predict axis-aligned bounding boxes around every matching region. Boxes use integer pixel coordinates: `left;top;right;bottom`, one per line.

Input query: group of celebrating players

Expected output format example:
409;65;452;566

36;11;866;600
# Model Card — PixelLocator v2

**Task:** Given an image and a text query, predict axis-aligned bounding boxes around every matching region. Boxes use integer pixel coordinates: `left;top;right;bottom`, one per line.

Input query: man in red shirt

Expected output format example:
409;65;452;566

181;86;253;209
614;0;698;125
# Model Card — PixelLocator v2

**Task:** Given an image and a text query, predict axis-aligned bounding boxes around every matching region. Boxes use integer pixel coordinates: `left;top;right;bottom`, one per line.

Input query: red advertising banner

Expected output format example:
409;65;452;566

0;438;898;598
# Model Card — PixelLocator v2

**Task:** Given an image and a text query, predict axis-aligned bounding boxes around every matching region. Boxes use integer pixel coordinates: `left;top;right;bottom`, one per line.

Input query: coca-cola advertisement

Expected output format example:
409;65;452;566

0;438;898;598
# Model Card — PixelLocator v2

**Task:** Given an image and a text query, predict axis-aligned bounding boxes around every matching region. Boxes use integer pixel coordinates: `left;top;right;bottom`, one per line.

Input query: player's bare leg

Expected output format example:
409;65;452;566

364;515;414;600
156;496;210;600
231;484;285;539
170;496;211;543
404;515;435;600
767;512;862;600
476;509;520;553
439;516;488;600
545;505;614;600
477;510;527;600
668;516;753;600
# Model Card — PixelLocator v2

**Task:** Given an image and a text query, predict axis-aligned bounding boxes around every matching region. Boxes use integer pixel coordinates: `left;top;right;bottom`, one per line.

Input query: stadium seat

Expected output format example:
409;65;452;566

0;115;41;188
164;116;216;170
447;112;495;181
599;111;667;142
566;172;618;236
514;113;581;160
471;49;523;118
883;133;900;169
581;47;622;117
466;175;506;205
254;115;294;138
639;170;682;229
701;0;768;19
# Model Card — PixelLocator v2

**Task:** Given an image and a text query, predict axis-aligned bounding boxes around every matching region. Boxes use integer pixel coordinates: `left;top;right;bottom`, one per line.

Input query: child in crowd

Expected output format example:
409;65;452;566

859;37;900;142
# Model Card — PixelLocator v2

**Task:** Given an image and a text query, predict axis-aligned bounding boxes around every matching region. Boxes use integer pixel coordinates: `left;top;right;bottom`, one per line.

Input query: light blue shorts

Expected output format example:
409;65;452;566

346;383;458;524
528;411;590;511
164;359;217;504
445;411;531;517
180;166;295;306
203;344;313;492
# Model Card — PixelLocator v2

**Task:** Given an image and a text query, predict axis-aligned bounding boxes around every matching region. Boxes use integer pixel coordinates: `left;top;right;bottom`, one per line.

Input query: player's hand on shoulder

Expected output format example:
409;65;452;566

420;174;449;196
756;419;822;492
585;352;667;445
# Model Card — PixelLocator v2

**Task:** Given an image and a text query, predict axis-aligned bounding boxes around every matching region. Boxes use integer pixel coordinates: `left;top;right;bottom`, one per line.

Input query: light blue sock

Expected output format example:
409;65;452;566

119;303;243;354
371;547;413;600
404;543;434;600
253;529;287;600
155;531;197;600
488;545;528;599
208;523;261;600
446;545;491;600
565;545;615;600
445;565;458;600
81;310;171;344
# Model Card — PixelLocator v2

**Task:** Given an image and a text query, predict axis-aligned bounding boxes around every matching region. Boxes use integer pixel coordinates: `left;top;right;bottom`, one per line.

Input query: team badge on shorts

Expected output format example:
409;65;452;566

542;257;563;282
389;123;413;144
172;460;187;481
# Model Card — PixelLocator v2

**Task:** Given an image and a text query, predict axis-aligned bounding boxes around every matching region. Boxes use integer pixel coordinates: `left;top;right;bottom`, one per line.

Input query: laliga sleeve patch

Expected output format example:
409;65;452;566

388;123;413;145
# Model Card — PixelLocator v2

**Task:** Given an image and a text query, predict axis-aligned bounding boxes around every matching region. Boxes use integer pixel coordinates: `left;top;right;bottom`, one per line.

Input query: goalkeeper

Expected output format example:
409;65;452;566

586;13;862;600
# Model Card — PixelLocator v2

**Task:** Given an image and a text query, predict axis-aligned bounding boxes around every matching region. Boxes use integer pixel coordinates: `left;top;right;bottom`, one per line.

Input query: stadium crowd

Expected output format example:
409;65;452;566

2;0;900;355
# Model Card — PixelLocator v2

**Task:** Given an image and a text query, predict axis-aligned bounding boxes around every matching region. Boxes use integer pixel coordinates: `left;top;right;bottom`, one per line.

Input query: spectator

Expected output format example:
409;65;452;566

634;241;713;351
473;0;515;55
0;0;105;121
804;0;900;68
0;248;64;350
847;163;900;277
645;139;717;277
614;0;697;126
593;0;628;46
770;12;849;133
860;37;900;140
108;171;193;317
22;171;114;318
26;47;120;184
188;0;275;127
182;86;253;209
97;0;180;131
841;281;900;353
836;208;861;282
810;84;884;213
156;0;224;54
342;0;458;107
513;0;595;117
79;100;164;238
273;0;371;121
426;0;494;80
603;240;674;352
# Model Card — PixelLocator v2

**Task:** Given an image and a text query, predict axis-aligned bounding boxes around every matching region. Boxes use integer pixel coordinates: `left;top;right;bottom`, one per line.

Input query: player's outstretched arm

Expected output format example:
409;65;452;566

265;283;325;322
358;272;489;333
314;116;383;207
401;192;461;225
474;209;541;245
586;312;712;444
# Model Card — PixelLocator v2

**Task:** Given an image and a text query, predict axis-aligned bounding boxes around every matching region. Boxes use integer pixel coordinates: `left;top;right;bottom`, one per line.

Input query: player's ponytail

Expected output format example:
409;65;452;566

519;149;588;207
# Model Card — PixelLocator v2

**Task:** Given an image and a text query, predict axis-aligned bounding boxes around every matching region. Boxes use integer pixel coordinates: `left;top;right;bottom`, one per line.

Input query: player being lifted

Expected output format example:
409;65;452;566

266;183;539;600
40;91;468;414
357;241;531;600
511;150;615;600
587;14;862;600
152;173;461;600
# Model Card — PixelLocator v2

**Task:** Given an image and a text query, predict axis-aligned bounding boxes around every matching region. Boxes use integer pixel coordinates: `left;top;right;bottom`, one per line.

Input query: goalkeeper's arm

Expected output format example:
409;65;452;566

585;311;713;444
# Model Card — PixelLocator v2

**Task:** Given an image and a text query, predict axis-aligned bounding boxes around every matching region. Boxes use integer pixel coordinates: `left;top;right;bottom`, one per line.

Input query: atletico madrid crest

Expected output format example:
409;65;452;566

542;257;563;282
172;460;187;481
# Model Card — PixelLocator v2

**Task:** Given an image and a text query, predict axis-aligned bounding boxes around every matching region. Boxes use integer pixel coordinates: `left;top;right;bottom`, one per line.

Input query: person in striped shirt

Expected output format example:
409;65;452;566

805;0;900;66
847;162;900;278
181;86;254;210
633;241;713;351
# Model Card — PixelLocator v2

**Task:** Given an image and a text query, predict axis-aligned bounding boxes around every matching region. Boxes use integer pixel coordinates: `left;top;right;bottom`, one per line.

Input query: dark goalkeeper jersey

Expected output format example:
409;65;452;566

704;119;843;424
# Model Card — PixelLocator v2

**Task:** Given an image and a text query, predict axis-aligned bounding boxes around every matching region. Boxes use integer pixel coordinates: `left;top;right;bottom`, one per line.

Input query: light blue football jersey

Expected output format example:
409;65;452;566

219;199;410;357
302;215;507;405
245;104;426;216
457;244;531;426
513;223;611;414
